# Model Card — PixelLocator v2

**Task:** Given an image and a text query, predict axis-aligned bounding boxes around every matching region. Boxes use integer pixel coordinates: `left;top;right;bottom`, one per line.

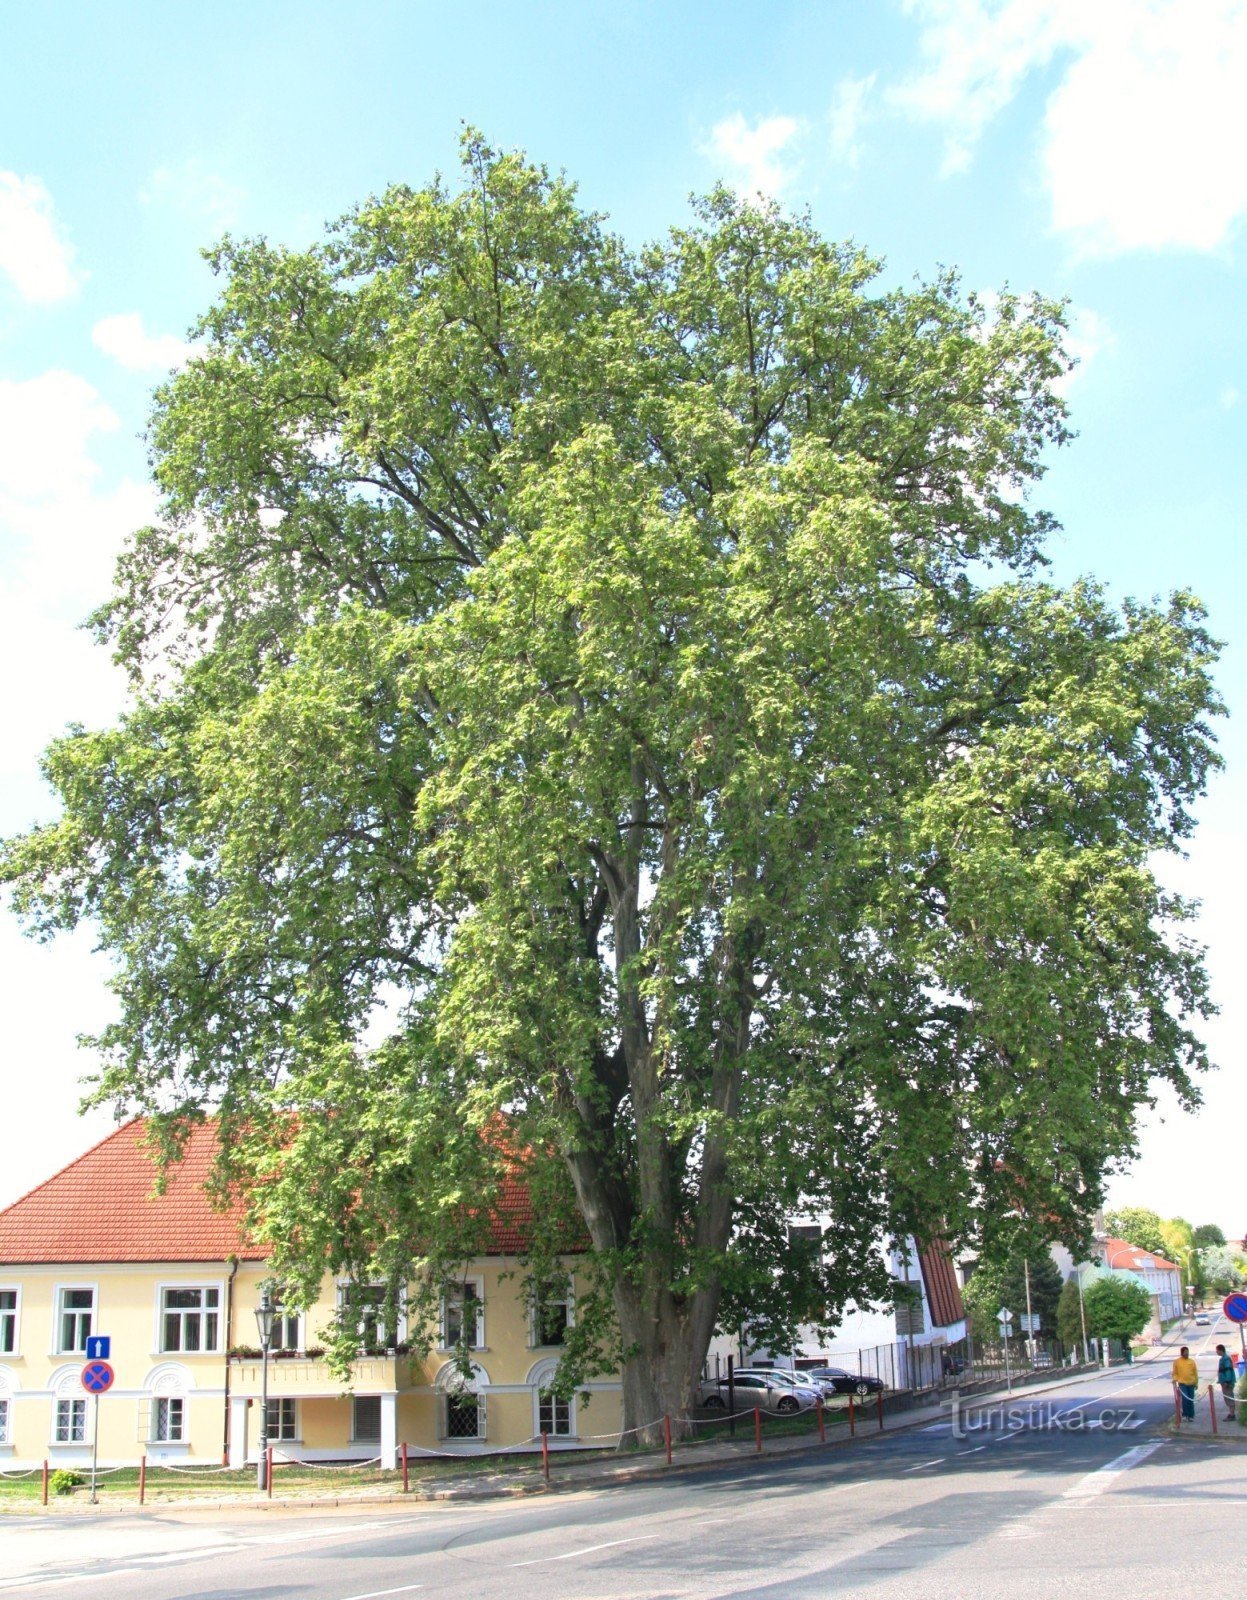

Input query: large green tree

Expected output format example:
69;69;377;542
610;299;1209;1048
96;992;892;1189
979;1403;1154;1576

1104;1207;1167;1255
1;134;1221;1439
1083;1275;1153;1345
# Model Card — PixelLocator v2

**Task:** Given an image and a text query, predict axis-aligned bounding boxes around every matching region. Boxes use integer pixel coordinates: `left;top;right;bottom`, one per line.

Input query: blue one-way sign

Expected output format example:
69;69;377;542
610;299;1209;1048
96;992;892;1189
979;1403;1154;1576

85;1335;111;1361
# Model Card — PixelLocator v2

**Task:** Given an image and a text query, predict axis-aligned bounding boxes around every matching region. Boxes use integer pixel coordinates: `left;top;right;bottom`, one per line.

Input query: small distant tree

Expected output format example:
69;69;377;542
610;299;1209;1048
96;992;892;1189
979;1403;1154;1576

1057;1277;1086;1349
1194;1224;1226;1248
1084;1275;1152;1344
1200;1245;1247;1297
1105;1208;1166;1256
962;1253;1063;1336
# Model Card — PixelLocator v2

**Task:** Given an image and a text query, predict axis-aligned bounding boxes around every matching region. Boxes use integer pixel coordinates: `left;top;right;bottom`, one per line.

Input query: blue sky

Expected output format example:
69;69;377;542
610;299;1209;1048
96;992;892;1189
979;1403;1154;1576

1;0;1244;1234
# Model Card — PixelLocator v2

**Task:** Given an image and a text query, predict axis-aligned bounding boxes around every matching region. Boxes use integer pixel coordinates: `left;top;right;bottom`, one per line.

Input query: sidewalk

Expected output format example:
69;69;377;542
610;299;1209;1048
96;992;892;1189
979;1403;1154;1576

3;1362;1121;1517
1168;1381;1247;1441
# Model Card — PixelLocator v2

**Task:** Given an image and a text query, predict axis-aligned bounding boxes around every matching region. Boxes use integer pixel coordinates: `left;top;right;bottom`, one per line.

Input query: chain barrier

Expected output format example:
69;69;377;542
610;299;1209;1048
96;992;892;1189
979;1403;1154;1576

0;1465;42;1479
158;1461;248;1475
270;1451;383;1470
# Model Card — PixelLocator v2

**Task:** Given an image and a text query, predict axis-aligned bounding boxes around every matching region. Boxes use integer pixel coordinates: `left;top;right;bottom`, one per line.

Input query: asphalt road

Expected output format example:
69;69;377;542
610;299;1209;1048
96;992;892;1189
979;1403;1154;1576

2;1315;1242;1599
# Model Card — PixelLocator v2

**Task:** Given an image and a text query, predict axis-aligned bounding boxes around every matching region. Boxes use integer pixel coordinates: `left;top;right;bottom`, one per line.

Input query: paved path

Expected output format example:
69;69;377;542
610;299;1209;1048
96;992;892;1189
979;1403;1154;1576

2;1329;1239;1598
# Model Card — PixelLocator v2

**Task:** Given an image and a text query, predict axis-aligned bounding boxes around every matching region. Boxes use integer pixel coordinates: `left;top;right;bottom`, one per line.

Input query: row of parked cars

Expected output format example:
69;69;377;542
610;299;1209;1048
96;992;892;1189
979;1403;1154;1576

698;1366;886;1414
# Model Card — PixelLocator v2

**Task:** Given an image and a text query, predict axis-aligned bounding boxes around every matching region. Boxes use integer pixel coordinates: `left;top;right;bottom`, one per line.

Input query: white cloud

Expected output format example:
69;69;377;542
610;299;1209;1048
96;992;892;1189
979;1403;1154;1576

828;73;876;169
92;312;193;373
0;171;80;303
1058;304;1113;390
1220;385;1240;410
894;0;1247;255
140;159;244;228
705;113;803;200
0;368;156;1210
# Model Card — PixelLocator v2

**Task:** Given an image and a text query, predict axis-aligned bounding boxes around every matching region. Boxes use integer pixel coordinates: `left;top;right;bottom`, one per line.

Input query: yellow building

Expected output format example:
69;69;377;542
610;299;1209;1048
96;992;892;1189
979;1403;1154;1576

0;1121;621;1470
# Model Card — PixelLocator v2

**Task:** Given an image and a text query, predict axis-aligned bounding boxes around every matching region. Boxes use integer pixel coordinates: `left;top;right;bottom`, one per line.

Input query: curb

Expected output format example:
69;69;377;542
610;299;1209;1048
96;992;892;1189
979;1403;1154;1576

0;1363;1123;1518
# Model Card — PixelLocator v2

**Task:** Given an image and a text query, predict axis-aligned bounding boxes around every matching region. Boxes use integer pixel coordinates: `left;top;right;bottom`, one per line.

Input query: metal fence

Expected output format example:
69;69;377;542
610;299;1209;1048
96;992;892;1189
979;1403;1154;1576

805;1332;1089;1394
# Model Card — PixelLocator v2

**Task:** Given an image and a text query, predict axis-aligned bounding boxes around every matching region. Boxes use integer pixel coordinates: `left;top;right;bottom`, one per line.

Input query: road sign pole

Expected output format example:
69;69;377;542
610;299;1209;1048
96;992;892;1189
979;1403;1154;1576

89;1394;100;1505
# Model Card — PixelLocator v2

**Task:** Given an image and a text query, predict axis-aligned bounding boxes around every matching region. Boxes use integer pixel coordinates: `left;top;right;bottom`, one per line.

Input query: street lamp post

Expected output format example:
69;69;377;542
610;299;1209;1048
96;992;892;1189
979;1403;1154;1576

255;1287;276;1491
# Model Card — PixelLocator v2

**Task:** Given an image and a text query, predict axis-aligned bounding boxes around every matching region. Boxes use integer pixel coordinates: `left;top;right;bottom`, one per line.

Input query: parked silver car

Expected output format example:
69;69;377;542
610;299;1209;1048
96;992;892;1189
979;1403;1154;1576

733;1367;840;1401
698;1371;820;1414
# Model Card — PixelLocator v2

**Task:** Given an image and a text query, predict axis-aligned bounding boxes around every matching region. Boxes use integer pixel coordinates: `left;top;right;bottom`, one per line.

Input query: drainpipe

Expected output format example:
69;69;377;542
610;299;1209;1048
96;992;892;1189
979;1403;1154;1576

222;1256;238;1464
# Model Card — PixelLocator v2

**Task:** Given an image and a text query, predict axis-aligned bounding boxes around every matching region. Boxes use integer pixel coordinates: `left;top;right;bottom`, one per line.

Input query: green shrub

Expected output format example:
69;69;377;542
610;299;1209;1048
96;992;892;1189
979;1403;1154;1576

49;1469;84;1496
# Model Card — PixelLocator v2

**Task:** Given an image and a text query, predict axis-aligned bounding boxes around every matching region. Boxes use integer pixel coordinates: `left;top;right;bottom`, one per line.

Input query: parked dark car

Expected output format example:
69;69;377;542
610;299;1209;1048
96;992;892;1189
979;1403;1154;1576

802;1366;885;1398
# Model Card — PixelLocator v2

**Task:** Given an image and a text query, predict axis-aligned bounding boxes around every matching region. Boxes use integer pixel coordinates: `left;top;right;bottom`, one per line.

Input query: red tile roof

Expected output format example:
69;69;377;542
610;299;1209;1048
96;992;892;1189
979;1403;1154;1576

1103;1237;1181;1274
0;1120;263;1265
918;1239;965;1329
0;1119;552;1265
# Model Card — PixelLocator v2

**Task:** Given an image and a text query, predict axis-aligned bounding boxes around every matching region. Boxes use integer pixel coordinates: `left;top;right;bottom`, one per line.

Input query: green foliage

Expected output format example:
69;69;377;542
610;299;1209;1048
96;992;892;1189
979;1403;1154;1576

49;1469;84;1496
1200;1245;1247;1297
1104;1208;1167;1256
1193;1224;1226;1247
1083;1275;1153;1343
0;132;1223;1422
962;1254;1063;1336
1057;1277;1086;1348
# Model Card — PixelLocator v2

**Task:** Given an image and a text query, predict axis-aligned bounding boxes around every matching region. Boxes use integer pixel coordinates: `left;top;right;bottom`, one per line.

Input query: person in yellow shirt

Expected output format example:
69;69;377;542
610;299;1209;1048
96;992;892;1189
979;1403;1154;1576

1172;1346;1198;1419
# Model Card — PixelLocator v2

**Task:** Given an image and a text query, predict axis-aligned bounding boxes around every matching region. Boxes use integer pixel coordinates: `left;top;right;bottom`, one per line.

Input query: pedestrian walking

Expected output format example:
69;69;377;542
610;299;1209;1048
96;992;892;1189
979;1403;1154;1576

1217;1344;1236;1417
1172;1346;1198;1420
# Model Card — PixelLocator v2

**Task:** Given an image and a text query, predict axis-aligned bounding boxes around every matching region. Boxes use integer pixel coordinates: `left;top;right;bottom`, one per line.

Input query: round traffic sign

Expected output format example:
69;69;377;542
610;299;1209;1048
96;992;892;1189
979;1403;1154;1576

1223;1294;1247;1324
81;1359;115;1394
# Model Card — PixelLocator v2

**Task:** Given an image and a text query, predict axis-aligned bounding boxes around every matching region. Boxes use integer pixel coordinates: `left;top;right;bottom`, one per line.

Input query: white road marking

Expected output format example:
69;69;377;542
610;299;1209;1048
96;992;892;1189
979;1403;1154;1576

511;1535;657;1567
337;1585;423;1600
1062;1440;1166;1499
244;1519;397;1546
0;1573;144;1592
901;1458;945;1472
958;1445;987;1455
133;1546;239;1565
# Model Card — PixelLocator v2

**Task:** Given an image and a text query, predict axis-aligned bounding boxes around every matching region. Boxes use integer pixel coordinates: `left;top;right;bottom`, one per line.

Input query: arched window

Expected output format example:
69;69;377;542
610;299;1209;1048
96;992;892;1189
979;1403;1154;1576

434;1360;489;1441
527;1357;575;1439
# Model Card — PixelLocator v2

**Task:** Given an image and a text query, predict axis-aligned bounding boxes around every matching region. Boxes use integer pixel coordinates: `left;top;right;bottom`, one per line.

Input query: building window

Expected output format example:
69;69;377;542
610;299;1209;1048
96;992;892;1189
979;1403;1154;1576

0;1288;16;1354
441;1282;484;1349
161;1287;220;1352
0;1398;9;1445
57;1288;94;1354
538;1391;573;1437
352;1395;381;1443
445;1391;485;1439
266;1398;298;1441
531;1276;573;1348
153;1397;184;1442
55;1399;87;1444
270;1304;302;1353
339;1284;399;1353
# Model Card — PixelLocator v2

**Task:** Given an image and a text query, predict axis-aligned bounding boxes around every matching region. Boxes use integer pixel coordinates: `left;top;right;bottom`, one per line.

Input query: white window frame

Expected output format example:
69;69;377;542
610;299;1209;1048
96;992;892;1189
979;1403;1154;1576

442;1387;487;1440
0;1286;18;1356
266;1397;299;1441
156;1282;223;1354
529;1273;574;1349
537;1388;574;1438
269;1304;303;1354
337;1282;405;1353
152;1396;185;1443
0;1397;9;1445
53;1285;96;1355
440;1278;485;1351
55;1397;87;1444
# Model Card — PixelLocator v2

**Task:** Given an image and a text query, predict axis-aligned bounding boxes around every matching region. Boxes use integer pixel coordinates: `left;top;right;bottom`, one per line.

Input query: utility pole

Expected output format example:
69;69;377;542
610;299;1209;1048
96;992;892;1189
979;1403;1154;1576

1024;1258;1036;1362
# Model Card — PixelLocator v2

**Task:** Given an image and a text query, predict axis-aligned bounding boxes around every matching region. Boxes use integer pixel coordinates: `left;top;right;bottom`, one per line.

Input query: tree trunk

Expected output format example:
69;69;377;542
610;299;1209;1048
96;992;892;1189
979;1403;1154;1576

614;1279;720;1447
